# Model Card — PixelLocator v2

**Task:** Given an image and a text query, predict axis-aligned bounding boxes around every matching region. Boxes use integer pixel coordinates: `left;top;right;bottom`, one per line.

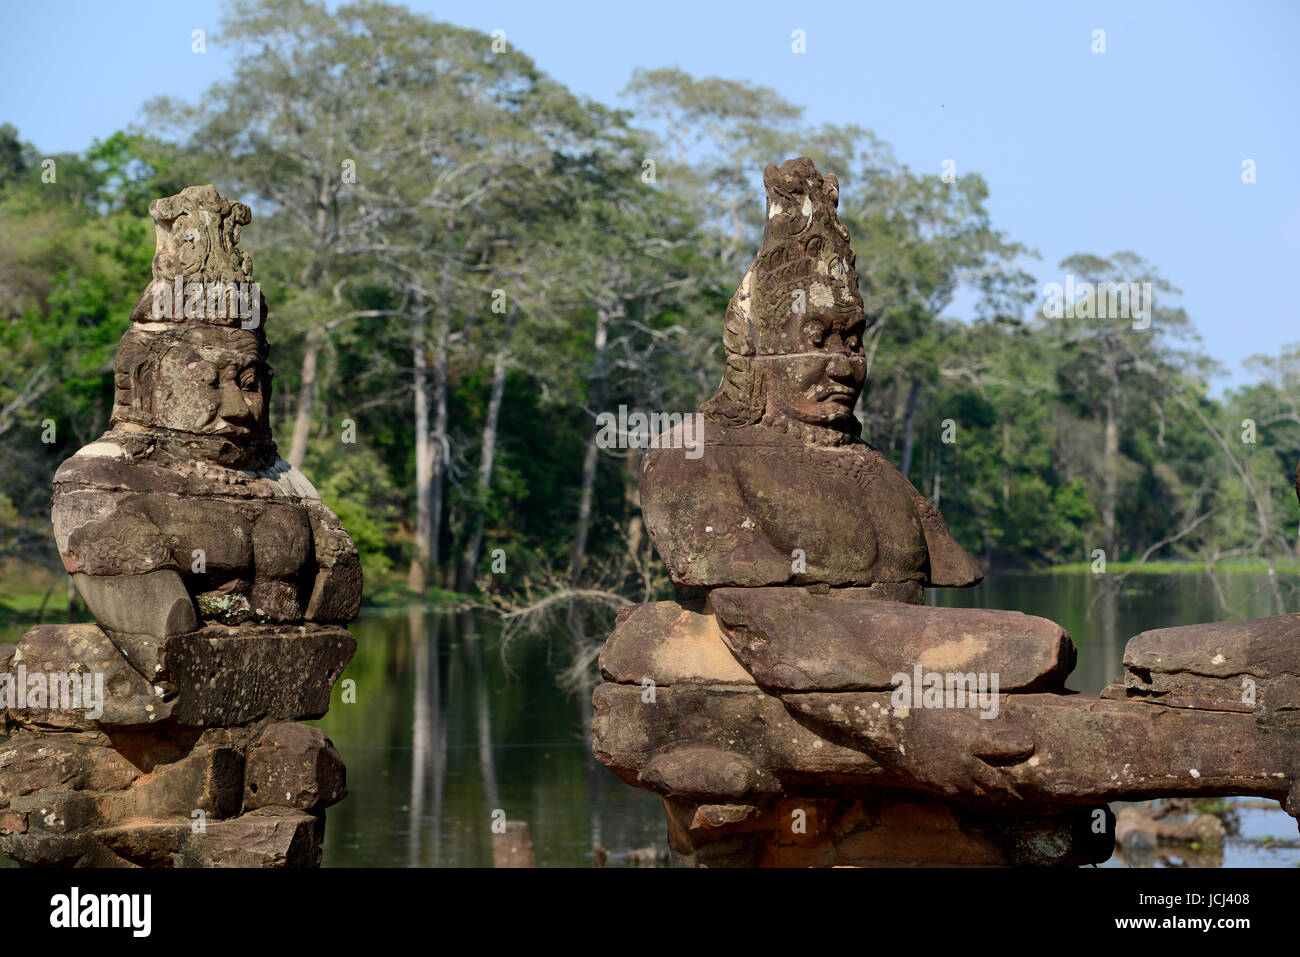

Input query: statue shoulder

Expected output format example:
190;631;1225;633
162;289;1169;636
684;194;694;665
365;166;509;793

53;438;155;493
858;445;983;587
253;458;322;501
54;438;128;477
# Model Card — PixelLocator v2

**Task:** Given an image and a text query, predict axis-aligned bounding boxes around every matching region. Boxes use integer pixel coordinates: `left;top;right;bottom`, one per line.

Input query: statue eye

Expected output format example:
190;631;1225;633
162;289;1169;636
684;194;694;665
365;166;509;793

239;369;258;390
193;361;219;387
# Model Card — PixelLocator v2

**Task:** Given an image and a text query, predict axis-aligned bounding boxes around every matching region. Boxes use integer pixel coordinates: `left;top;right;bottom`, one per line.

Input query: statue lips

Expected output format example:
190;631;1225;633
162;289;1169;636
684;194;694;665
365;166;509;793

209;397;261;439
818;385;856;403
211;421;256;440
808;382;858;420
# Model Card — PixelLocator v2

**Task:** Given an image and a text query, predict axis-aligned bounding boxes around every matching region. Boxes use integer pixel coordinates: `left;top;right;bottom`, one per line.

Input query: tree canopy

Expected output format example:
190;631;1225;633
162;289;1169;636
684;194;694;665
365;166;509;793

3;0;1297;613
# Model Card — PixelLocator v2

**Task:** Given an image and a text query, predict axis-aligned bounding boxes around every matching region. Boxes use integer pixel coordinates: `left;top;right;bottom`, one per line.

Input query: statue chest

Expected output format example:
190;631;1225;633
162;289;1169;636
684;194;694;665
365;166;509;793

731;446;929;582
164;497;314;579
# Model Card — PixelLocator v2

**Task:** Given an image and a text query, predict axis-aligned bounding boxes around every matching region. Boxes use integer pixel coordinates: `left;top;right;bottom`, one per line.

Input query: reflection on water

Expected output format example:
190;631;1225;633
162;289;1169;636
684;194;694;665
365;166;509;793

312;606;665;867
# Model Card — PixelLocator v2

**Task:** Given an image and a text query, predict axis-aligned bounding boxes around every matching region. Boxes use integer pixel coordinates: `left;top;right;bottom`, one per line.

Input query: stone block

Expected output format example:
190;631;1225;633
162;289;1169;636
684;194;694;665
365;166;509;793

1124;615;1300;713
598;601;753;686
710;587;1075;693
2;622;354;730
243;721;346;811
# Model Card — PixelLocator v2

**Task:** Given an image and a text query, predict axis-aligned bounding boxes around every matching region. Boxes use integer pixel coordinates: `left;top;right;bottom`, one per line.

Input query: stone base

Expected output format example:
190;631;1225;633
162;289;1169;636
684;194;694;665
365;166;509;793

593;595;1300;852
2;807;325;868
0;619;351;868
0;622;355;732
0;719;345;868
662;796;1114;868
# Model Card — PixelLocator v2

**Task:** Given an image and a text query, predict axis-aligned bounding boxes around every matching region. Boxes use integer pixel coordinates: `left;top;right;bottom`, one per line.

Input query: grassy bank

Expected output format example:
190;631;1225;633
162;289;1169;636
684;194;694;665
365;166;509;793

1045;558;1300;575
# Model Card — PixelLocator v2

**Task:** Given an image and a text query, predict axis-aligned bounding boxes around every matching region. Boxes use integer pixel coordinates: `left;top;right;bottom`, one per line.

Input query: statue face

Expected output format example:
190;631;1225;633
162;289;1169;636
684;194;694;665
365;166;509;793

111;324;274;468
152;330;267;446
763;313;866;425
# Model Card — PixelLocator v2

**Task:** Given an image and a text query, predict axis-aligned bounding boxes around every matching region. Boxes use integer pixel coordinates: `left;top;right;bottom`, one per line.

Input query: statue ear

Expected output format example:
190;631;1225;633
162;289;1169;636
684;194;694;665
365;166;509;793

824;173;840;206
702;355;765;428
150;194;183;224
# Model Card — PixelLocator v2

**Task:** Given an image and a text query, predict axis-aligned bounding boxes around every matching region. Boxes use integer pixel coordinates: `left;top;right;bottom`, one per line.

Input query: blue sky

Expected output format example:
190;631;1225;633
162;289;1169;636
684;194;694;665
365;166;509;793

3;0;1297;391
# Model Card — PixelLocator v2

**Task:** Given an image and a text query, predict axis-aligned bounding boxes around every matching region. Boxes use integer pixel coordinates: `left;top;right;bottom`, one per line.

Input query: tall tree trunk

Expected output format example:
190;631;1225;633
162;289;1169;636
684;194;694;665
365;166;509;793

622;447;645;586
569;434;601;586
286;327;323;470
407;605;429;866
1102;369;1120;560
430;319;450;583
899;378;921;479
409;323;432;592
456;305;518;592
287;172;337;469
568;305;610;585
429;221;457;588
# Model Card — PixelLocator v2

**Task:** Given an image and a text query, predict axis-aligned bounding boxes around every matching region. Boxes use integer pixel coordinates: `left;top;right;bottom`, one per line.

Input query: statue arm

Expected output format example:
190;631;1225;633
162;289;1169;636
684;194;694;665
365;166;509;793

911;492;983;587
303;501;362;623
642;449;798;587
60;497;198;639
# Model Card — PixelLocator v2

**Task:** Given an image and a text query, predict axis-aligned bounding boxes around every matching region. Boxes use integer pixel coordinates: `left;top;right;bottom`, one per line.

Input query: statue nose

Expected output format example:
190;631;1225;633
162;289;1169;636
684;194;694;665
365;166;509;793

826;353;852;377
218;380;252;420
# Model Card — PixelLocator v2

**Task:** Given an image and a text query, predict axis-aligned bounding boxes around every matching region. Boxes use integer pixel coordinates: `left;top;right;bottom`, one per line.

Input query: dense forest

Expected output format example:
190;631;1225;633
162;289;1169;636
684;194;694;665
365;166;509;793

3;0;1300;617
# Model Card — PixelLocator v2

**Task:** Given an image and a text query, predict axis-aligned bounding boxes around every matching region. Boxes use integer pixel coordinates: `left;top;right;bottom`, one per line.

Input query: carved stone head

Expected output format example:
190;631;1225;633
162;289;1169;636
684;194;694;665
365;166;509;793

111;324;273;466
701;157;867;443
111;185;276;469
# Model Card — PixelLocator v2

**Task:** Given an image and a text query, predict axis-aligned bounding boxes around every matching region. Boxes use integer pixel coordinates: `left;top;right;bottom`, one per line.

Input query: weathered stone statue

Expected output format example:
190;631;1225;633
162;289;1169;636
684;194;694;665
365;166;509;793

52;184;360;657
593;157;1300;867
0;186;358;867
642;158;980;597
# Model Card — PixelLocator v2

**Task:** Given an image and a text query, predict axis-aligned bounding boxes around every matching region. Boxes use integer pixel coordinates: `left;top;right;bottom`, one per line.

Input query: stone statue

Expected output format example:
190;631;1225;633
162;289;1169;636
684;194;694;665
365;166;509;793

593;157;1300;867
641;158;980;597
53;184;360;644
0;186;356;867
